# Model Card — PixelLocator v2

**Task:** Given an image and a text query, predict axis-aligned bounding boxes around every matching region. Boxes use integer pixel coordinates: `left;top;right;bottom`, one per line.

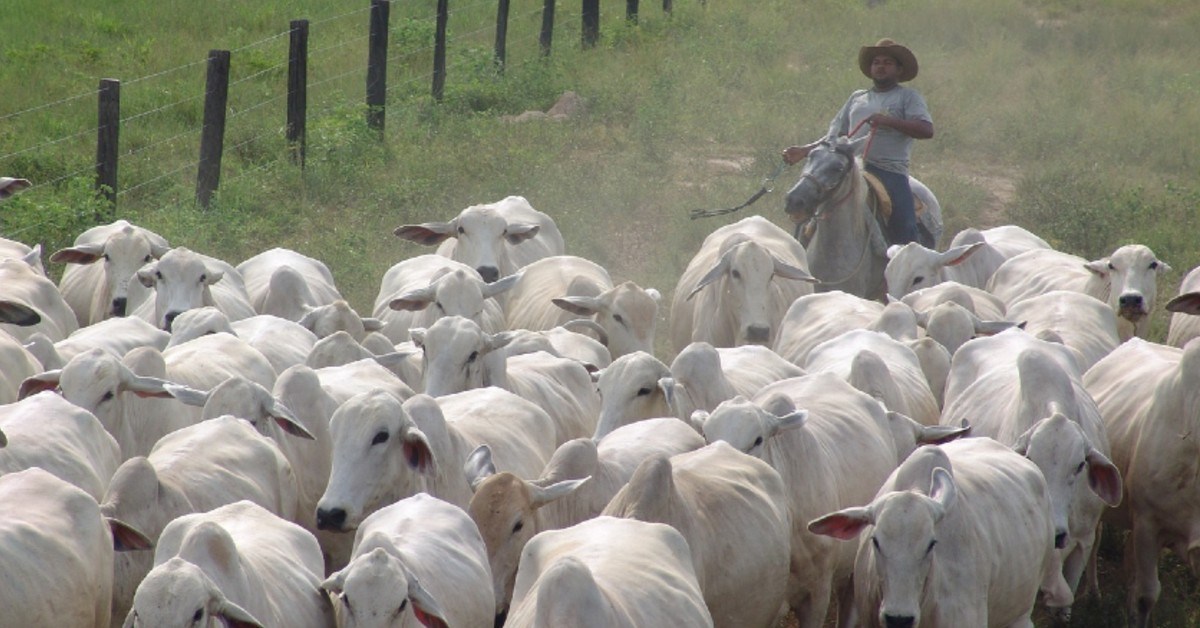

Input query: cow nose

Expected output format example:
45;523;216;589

111;297;127;317
1118;294;1144;309
478;266;500;283
316;507;347;531
1055;531;1068;549
883;614;916;628
163;310;181;331
744;325;770;343
883;614;915;628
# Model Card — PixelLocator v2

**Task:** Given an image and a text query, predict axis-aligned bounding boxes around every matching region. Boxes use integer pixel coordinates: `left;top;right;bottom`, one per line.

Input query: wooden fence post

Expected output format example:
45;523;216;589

540;0;556;56
627;0;638;23
287;19;309;167
366;0;389;134
196;50;230;209
433;0;448;101
95;78;120;213
582;0;599;48
495;0;510;71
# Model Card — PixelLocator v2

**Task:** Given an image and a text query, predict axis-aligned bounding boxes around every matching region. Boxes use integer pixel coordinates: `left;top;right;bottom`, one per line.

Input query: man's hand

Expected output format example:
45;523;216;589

782;145;810;165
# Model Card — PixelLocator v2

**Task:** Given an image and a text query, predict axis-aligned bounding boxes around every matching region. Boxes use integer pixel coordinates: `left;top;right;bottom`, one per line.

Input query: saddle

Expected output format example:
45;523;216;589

861;170;925;223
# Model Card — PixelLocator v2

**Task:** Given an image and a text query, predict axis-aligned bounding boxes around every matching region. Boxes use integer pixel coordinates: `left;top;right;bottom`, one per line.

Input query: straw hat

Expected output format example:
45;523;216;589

858;38;919;82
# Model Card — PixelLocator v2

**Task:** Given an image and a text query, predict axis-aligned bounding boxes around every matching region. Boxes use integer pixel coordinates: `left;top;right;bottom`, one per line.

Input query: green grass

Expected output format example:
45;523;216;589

4;0;1200;624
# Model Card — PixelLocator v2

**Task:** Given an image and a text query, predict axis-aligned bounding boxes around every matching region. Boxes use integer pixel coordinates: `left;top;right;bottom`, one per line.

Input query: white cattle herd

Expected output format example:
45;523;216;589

2;191;1198;628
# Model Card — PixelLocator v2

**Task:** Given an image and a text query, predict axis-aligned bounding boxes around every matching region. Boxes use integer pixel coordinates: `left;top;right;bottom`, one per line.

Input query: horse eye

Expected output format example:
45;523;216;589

372;431;389;445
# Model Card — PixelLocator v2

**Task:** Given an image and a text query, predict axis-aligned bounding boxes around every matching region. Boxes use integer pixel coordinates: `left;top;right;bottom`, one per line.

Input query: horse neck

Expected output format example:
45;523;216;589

815;163;872;245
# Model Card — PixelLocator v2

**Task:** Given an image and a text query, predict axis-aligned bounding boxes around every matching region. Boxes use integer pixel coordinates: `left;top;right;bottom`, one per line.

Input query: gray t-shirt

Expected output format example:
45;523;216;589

825;85;931;174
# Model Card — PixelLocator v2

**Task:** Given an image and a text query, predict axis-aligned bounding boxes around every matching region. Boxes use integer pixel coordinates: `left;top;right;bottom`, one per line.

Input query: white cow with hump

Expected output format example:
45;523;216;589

323;493;493;628
1083;337;1200;627
372;254;514;344
940;329;1121;614
0;468;151;628
504;254;661;358
394;195;564;284
130;246;256;331
101;415;302;625
670;215;816;354
504;516;714;628
809;439;1070;628
602;442;792;628
1004;290;1121;372
884;224;1050;298
805;329;941;426
316;390;555;534
987;244;1171;341
413;315;600;444
126;500;332;628
661;341;805;424
51;219;170;326
0;391;120;501
0;256;79;342
691;373;905;628
1165;264;1200;348
0;330;42;405
464;418;704;618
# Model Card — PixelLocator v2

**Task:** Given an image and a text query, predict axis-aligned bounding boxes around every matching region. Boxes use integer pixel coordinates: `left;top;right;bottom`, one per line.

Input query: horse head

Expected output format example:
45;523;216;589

785;140;857;218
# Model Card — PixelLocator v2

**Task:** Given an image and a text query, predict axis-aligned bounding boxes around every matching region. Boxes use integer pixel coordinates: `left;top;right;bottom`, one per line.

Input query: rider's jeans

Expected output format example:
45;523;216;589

865;164;919;245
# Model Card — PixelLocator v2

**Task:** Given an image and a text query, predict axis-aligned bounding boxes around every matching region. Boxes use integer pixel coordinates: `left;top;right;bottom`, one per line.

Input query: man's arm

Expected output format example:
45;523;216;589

864;113;933;139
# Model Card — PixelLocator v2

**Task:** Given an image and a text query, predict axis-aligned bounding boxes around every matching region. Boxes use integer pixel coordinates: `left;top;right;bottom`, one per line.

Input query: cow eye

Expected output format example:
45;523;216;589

1107;262;1115;270
753;436;763;447
731;269;741;280
192;608;203;622
155;270;163;280
1075;461;1086;474
435;301;445;312
926;539;937;554
372;431;389;445
457;226;465;235
911;275;925;286
613;313;624;325
399;599;408;613
871;536;881;552
636;387;652;397
1150;261;1159;270
144;254;153;262
342;593;352;612
103;253;111;262
101;390;115;402
467;351;479;363
512;520;524;534
198;274;207;283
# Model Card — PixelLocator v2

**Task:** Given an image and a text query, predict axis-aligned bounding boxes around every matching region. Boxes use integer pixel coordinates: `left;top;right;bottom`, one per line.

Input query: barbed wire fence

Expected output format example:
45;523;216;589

0;0;677;240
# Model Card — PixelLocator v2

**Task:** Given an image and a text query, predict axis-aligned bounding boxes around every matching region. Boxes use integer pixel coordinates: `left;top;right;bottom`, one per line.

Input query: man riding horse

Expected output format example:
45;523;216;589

783;38;934;247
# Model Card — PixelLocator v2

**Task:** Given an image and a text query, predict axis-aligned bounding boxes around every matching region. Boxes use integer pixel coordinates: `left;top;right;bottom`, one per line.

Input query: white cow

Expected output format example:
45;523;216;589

804;329;941;426
691;373;902;628
593;351;675;439
1005;290;1121;372
0;237;46;275
505;255;661;358
809;439;1070;627
602;442;792;628
464;418;703;617
413;315;600;444
661;341;805;423
24;315;170;370
505;517;714;628
940;330;1121;612
987;244;1171;341
1083;337;1200;627
131;246;256;331
102;415;302;625
670;215;816;354
901;280;1009;321
167;307;320;375
127;500;332;627
884;224;1050;298
395;195;565;284
0;468;151;628
1165;265;1200;348
772;290;887;366
0;391;120;500
372;254;514;344
51;220;170;326
316;390;555;532
322;494;493;628
0;256;79;342
238;248;380;337
502;326;613;371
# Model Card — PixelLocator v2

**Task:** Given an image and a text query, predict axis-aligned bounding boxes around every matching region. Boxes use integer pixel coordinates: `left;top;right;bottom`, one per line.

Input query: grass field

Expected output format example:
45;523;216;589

3;0;1199;625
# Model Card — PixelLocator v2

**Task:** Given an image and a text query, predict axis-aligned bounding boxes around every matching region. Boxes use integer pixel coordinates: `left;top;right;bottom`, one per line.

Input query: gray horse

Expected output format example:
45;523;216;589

785;140;890;300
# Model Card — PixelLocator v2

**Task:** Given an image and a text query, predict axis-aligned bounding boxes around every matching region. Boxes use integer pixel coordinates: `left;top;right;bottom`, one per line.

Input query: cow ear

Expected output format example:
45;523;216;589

19;371;61;399
1010;426;1033;456
361;317;384;333
270;402;315;440
503;223;540;245
1086;447;1123;507
410;328;427;348
808;506;875;540
689;409;709;435
0;300;40;327
886;244;903;260
162;383;212;406
215;598;265;628
402;427;437;474
202;266;224;285
320;569;347;596
390;286;435;311
687;251;732;301
407;574;450;628
530;477;589;509
928;467;957;520
482;271;522;299
1083;259;1110;278
107;517;154;552
1166;292;1200;316
394;222;456;246
772;255;818;283
939;241;984;267
554;295;602;317
137;263;158;288
463;444;496;491
49;244;104;265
